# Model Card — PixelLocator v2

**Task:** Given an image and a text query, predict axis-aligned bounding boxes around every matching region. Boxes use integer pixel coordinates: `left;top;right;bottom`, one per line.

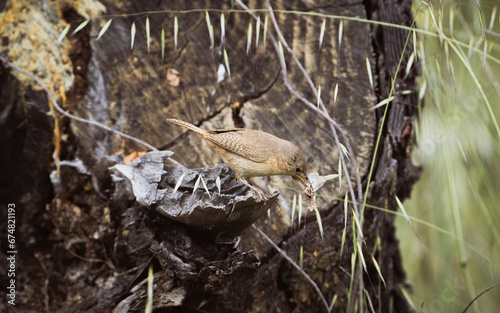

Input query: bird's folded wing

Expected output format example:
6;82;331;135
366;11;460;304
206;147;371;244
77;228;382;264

205;130;270;163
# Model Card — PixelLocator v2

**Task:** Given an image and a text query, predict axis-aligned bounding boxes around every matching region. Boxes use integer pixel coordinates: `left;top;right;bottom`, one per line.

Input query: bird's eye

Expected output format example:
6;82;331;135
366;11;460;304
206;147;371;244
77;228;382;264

295;167;301;172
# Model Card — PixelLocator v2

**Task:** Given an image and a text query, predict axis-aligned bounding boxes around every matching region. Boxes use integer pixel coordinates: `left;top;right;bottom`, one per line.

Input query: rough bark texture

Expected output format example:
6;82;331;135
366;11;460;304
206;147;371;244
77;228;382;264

0;0;420;312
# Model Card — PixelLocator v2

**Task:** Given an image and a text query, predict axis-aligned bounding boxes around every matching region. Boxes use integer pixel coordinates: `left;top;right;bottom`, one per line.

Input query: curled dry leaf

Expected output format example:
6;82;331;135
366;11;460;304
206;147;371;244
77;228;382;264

166;68;180;87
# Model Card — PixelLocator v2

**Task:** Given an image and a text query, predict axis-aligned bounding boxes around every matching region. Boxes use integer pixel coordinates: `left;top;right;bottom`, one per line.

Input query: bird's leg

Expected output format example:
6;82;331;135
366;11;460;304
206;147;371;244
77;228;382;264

247;178;284;210
237;177;282;210
238;176;266;201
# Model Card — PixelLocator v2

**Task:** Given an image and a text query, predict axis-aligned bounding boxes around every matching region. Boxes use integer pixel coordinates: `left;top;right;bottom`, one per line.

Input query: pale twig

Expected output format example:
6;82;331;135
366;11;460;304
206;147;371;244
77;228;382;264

253;225;330;313
0;55;182;165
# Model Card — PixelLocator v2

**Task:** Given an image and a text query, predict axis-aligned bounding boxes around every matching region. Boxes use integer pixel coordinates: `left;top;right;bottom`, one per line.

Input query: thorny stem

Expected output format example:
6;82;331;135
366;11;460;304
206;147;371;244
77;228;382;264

253;225;331;313
0;55;182;166
235;1;366;310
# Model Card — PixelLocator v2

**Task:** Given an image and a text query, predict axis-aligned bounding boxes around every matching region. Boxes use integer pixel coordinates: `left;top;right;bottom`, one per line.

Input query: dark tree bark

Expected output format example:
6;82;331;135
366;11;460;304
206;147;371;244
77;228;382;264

0;0;420;312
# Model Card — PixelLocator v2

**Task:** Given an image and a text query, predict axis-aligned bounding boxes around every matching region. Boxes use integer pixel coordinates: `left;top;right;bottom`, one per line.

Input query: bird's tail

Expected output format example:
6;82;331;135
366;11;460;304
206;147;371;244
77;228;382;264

166;118;208;136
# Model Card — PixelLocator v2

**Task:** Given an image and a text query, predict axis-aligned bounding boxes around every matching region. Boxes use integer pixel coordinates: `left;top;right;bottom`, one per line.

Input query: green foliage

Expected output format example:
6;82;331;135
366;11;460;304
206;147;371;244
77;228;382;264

397;1;500;312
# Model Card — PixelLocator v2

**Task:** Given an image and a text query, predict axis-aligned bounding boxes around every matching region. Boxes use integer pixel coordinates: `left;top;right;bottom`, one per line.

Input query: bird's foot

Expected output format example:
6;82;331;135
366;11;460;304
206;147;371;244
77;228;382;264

238;177;269;203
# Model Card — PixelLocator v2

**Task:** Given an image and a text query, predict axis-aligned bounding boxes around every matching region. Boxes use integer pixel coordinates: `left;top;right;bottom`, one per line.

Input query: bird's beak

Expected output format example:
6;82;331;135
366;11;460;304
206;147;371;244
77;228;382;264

293;173;311;189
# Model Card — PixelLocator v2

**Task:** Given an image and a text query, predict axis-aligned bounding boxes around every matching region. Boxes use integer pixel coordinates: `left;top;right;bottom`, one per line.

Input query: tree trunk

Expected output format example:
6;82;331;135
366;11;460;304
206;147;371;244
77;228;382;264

0;0;420;312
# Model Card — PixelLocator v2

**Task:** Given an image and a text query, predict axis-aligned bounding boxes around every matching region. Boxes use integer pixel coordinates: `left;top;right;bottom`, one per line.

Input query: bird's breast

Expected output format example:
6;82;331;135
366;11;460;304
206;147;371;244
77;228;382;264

219;150;285;178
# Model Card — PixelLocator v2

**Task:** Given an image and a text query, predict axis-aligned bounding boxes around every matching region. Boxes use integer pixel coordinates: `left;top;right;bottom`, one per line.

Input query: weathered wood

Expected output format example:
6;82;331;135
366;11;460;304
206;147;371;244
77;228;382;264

0;0;420;311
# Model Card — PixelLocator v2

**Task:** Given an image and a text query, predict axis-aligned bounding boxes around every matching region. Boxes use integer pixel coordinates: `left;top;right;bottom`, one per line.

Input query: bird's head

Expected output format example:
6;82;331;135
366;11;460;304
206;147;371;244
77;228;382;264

285;148;310;188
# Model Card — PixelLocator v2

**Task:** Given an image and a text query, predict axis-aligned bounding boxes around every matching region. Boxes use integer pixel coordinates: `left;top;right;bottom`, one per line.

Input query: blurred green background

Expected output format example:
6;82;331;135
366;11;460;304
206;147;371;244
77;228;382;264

396;1;500;312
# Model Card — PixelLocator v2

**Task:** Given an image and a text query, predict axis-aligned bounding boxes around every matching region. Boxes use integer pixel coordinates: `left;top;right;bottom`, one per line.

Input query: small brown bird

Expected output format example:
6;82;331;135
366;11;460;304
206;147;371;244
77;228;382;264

167;118;310;199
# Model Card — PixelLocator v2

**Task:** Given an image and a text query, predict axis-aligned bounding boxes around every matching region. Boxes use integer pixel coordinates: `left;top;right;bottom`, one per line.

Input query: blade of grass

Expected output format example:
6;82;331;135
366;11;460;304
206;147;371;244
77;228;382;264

314;207;324;238
172;172;185;194
174;16;178;50
96;18;113;41
146;17;150;53
215;176;221;193
246;22;252;54
255;15;260;48
319;19;326;49
72;19;89;36
448;40;500;138
223;48;231;79
200;175;211;198
131;21;136;50
55;24;71;46
161;28;165;61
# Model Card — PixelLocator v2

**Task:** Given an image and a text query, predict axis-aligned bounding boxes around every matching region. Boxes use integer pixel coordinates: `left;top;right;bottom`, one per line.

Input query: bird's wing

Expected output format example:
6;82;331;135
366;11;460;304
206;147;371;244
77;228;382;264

204;129;270;163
